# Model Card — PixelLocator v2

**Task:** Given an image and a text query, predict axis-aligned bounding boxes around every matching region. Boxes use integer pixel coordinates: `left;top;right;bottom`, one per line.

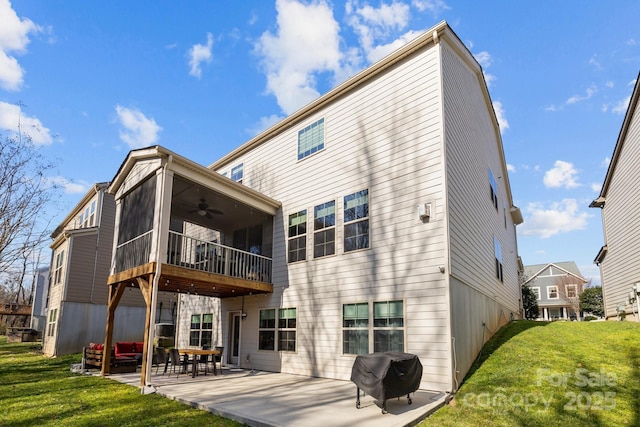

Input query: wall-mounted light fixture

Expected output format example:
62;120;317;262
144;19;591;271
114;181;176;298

418;203;431;221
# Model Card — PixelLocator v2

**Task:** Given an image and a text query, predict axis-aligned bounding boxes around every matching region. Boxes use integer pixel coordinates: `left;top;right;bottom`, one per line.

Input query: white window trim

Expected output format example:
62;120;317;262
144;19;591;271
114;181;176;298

565;284;578;298
548;286;559;300
531;287;541;300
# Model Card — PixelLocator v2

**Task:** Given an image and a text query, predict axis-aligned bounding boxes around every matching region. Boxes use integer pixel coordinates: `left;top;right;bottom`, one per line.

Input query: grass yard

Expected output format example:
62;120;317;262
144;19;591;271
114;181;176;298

1;321;638;426
421;320;640;427
0;337;241;427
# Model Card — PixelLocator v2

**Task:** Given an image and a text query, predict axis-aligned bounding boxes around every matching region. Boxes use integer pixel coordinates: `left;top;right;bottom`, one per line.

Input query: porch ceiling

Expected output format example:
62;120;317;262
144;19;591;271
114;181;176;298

107;262;273;299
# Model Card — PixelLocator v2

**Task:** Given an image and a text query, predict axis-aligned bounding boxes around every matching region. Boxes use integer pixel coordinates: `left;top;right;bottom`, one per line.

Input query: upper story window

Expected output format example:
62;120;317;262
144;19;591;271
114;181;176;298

314;200;335;258
494;236;503;282
79;200;97;228
566;284;577;298
288;210;307;263
298;118;325;160
231;163;243;184
344;190;369;252
489;168;498;210
54;251;64;285
548;286;559;299
531;287;541;300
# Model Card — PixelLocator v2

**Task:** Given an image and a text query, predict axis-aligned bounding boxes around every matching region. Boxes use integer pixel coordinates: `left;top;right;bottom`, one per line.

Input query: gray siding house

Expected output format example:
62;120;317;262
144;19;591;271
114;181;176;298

104;21;523;393
590;72;640;320
523;262;588;320
44;182;175;356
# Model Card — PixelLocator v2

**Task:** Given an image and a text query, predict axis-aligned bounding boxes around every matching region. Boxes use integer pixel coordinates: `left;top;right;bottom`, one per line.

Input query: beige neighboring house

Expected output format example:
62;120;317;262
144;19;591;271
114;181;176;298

523;262;588;320
590;72;640;320
44;182;175;356
104;21;523;393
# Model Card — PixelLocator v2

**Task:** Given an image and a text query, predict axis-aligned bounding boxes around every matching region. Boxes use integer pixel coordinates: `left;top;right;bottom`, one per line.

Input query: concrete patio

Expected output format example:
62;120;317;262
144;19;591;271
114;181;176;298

101;367;448;427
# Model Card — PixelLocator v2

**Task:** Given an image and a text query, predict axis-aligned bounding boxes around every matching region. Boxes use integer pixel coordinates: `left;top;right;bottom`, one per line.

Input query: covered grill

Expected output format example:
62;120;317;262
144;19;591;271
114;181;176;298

350;352;423;414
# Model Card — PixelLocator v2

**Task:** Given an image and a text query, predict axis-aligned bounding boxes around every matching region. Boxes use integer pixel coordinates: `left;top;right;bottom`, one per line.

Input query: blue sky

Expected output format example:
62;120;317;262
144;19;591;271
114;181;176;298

2;0;639;285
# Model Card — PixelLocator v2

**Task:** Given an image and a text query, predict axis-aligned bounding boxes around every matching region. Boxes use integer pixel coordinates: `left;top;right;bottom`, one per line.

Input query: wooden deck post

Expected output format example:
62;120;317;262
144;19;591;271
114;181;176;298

101;283;127;376
136;275;154;387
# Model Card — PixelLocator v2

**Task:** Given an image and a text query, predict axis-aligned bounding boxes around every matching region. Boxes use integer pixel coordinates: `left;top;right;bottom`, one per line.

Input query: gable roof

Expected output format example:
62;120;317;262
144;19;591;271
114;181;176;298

590;71;640;207
523;261;588;285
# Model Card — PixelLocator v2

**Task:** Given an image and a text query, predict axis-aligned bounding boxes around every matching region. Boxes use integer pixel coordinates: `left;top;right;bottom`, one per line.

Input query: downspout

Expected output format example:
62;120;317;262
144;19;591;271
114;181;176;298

144;154;172;389
90;188;104;304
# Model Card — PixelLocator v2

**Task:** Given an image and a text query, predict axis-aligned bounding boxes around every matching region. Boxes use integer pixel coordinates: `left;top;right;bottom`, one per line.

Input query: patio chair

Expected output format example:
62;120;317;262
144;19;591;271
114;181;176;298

214;346;224;370
168;348;191;377
154;347;167;375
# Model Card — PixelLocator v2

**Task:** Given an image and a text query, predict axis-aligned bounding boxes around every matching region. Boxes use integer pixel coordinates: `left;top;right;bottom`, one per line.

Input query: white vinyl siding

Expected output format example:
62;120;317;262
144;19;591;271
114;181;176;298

598;88;640;318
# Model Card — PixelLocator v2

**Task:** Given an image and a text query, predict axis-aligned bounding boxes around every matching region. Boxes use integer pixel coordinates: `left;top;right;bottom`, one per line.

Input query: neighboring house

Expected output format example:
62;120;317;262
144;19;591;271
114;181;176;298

104;21;523;393
523;262;588;320
590;72;640;321
29;265;50;334
44;182;175;356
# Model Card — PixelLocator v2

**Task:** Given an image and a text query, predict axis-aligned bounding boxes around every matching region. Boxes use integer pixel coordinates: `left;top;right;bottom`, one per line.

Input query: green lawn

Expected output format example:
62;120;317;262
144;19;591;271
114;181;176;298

0;337;241;427
421;320;640;427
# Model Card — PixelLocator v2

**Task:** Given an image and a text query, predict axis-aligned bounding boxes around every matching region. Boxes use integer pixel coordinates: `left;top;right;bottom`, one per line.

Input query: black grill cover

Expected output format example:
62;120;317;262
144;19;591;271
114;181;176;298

350;352;423;401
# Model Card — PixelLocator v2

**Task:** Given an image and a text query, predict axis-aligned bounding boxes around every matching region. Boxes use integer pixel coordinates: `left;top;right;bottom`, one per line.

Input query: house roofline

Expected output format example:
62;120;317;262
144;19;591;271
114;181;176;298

592;71;640;203
50;182;110;239
523;262;588;285
108;145;282;213
207;20;518;214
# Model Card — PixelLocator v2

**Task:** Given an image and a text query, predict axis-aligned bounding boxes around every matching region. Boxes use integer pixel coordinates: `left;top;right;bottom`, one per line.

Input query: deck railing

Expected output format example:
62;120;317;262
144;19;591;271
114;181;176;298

167;231;272;283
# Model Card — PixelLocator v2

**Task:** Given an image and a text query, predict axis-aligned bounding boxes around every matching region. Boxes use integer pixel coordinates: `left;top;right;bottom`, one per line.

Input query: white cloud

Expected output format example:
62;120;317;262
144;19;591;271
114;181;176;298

364;29;423;63
115;105;162;149
507;164;515;173
412;0;450;15
605;81;614;88
566;85;596;105
347;0;413;63
188;33;214;78
588;55;601;70
474;51;492;68
493;101;508;133
46;176;88;194
591;183;601;193
543;160;580;189
601;157;610;168
255;0;342;114
627;38;637;46
247;114;284;136
544;104;560;112
520;199;589;238
0;101;53;145
0;0;42;91
612;95;631;114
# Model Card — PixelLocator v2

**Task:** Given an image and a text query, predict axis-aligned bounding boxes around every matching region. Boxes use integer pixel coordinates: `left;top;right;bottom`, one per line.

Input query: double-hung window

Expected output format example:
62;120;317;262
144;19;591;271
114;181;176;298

343;303;369;354
494;236;503;283
343;301;405;354
489;168;498;210
278;308;297;352
344;190;369;252
288;210;307;263
373;301;404;352
298;118;324;160
566;284;577;298
231;163;243;184
47;308;58;337
259;308;296;352
189;313;213;347
314;201;335;258
531;287;541;300
54;251;64;285
548;286;559;299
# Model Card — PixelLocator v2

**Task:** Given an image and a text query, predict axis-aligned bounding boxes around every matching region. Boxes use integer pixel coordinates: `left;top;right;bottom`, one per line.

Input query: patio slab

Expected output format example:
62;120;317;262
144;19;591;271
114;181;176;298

103;367;447;427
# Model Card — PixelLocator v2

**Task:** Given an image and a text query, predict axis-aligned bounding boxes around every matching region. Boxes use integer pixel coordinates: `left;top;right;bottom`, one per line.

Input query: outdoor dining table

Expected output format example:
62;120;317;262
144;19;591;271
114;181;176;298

178;348;220;377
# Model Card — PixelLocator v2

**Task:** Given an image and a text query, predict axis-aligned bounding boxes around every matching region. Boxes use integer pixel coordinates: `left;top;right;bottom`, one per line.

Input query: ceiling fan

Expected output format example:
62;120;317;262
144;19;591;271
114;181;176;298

189;198;223;217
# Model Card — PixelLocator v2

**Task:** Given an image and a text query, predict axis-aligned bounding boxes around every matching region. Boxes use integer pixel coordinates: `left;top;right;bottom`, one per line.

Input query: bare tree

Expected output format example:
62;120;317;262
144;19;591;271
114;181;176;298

556;275;587;320
0;132;60;306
